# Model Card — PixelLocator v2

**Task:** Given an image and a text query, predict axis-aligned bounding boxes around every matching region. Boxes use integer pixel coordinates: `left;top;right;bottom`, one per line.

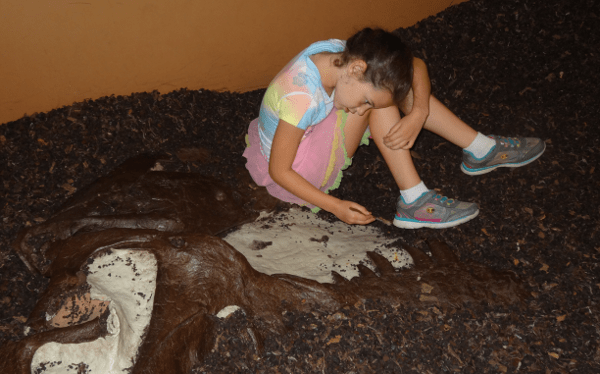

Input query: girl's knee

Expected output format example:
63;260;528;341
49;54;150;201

368;106;401;134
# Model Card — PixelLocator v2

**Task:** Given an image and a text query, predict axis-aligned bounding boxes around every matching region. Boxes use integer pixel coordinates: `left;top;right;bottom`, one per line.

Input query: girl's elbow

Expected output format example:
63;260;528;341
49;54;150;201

268;165;283;185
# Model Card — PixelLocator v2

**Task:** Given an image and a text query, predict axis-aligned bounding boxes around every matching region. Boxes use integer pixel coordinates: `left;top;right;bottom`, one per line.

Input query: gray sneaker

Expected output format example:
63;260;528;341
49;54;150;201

461;135;546;176
393;190;479;229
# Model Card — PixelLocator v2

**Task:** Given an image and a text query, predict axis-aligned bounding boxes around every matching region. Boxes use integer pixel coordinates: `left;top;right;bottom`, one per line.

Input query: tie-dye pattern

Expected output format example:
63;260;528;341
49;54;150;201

257;39;346;160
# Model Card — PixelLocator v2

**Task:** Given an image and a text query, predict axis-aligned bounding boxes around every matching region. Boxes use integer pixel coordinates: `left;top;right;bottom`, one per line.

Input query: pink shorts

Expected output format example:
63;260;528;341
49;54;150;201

243;109;369;212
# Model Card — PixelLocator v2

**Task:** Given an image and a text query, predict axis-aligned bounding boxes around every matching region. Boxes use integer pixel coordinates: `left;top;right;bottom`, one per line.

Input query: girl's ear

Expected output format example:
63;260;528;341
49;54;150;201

348;59;368;78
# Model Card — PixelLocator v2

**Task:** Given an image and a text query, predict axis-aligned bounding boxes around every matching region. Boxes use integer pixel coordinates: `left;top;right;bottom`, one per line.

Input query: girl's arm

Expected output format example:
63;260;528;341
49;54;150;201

383;57;431;150
269;119;375;225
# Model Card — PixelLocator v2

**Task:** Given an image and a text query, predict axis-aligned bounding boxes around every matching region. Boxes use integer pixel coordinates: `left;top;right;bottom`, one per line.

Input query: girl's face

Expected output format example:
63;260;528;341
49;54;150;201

334;62;394;116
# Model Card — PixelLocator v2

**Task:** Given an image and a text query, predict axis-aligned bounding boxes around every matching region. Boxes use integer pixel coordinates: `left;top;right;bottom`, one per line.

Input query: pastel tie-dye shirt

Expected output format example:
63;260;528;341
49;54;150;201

257;39;346;160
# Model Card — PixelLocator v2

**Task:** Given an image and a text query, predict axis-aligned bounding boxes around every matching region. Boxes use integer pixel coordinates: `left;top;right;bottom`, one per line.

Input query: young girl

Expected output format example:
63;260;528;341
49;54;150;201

243;28;545;229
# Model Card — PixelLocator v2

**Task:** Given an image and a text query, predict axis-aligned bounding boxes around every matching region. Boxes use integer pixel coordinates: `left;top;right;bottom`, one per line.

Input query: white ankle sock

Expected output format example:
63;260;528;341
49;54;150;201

464;132;496;158
400;181;429;204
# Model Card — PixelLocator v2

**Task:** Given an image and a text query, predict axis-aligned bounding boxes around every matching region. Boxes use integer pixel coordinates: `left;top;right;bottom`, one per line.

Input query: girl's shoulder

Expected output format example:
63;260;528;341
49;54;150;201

304;39;346;55
273;39;346;94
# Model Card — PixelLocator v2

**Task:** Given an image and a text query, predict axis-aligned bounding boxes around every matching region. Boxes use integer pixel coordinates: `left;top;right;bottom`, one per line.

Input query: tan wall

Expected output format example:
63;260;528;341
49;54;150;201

0;0;464;125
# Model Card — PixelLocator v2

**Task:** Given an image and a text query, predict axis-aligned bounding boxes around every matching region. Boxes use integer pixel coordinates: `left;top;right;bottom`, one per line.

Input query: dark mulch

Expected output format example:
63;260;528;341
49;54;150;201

1;0;599;372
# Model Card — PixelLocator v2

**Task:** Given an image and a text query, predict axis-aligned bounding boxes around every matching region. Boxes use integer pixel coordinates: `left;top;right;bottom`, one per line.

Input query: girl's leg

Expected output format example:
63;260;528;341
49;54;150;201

400;91;545;176
344;105;480;229
342;111;370;158
343;108;421;190
345;95;479;187
399;89;477;148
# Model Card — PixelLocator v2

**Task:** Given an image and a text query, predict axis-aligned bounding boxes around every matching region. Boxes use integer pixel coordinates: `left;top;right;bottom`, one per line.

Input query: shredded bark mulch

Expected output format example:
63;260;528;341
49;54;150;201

1;0;599;372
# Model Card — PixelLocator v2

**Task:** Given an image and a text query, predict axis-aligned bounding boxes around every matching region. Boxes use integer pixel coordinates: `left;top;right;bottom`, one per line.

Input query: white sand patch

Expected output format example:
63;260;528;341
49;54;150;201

223;208;412;283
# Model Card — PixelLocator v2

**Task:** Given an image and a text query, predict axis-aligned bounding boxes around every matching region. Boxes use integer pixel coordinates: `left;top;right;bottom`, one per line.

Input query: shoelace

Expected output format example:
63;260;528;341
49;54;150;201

498;136;521;147
433;194;454;205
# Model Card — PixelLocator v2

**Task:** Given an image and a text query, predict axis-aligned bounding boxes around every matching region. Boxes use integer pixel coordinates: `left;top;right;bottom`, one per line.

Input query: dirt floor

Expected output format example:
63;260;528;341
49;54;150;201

1;0;599;372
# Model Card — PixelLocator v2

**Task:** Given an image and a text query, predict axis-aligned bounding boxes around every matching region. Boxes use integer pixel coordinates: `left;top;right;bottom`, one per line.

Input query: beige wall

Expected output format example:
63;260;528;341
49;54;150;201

0;0;464;125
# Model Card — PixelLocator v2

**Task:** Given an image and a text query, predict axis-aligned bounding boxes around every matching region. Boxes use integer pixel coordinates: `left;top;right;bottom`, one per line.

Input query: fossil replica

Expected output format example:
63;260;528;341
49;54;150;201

1;155;528;373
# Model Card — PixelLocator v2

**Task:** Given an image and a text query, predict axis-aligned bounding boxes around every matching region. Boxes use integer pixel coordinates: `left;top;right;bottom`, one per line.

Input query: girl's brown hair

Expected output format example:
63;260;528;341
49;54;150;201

336;28;414;105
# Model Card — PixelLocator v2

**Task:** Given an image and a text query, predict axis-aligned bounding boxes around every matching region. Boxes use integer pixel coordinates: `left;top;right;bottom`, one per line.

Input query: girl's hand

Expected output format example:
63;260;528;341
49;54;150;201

382;113;426;150
333;200;375;225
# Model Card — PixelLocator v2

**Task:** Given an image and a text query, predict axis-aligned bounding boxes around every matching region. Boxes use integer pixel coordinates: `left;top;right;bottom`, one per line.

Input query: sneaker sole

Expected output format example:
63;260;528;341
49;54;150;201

461;144;546;176
393;210;479;229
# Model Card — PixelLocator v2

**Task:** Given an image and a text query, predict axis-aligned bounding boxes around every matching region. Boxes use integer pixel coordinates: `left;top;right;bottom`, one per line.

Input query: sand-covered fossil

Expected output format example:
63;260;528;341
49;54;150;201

2;155;528;373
